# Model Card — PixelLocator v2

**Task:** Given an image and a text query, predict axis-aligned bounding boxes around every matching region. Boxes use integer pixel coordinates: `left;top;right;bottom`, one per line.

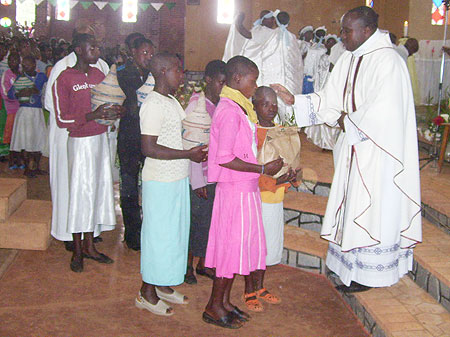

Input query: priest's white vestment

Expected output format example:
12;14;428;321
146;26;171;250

44;52;115;241
291;30;422;287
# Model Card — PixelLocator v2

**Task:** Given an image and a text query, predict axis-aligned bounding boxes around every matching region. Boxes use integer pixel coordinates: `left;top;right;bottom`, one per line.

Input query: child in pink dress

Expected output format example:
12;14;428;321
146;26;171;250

203;56;283;329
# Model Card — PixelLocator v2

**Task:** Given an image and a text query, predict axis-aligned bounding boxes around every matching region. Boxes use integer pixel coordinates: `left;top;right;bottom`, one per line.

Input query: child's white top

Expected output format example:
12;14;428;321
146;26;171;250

140;91;189;182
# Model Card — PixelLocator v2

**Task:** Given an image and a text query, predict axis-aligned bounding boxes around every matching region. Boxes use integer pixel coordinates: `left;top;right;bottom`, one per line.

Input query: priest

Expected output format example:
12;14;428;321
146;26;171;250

272;6;422;291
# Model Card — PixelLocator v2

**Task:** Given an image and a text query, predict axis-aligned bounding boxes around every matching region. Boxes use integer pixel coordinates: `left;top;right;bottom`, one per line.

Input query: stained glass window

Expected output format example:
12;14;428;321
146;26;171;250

56;0;70;21
217;0;234;24
122;0;137;23
16;0;36;27
432;0;447;25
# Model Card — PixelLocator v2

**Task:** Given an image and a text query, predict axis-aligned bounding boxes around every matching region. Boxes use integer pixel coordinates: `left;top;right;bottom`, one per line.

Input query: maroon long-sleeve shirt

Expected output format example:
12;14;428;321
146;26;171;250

52;67;107;137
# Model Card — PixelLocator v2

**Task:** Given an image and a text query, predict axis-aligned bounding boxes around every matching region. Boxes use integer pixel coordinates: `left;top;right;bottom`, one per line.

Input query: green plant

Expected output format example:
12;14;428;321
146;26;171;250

174;80;206;109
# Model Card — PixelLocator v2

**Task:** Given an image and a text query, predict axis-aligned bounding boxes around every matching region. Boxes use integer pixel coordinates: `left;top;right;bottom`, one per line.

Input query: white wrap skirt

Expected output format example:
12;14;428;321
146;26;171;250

67;133;116;234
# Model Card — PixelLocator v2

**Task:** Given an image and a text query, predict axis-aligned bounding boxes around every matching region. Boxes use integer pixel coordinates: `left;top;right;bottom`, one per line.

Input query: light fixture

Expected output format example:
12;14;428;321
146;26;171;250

0;17;12;27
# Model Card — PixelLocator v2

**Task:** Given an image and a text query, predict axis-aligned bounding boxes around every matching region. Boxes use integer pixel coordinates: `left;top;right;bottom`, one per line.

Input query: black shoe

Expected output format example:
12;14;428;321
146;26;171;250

64;241;74;252
196;267;215;280
70;257;83;272
202;312;243;329
93;236;103;243
82;252;114;264
185;266;197;285
336;282;372;293
124;239;140;251
230;306;250;322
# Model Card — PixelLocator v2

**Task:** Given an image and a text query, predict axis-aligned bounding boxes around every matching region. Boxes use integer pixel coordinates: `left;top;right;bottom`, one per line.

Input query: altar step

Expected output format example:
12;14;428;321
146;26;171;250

0;178;27;221
411;218;450;312
282;225;450;337
0;178;52;250
282;190;450;313
283;190;327;233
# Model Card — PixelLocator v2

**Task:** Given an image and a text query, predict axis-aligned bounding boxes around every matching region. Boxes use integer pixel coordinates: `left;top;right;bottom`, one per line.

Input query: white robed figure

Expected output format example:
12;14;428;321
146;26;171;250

298;25;314;60
273;6;422;289
255;12;303;124
304;35;342;150
44;52;114;242
302;40;327;94
222;10;303;124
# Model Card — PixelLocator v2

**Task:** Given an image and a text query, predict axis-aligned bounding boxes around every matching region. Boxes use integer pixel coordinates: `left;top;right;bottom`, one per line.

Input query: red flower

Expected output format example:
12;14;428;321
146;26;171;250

433;115;445;126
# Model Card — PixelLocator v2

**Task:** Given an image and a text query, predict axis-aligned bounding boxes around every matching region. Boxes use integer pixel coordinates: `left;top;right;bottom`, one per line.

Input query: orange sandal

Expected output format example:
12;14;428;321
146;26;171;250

242;292;264;312
256;288;281;304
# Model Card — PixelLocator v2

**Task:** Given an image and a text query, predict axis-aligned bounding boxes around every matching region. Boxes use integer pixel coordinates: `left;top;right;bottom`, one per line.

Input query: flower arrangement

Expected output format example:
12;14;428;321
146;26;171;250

174;79;206;109
419;95;450;143
422;112;449;143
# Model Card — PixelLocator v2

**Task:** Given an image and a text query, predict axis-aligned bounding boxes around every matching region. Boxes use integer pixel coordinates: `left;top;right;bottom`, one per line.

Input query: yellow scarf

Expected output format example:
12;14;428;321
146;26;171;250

220;85;258;124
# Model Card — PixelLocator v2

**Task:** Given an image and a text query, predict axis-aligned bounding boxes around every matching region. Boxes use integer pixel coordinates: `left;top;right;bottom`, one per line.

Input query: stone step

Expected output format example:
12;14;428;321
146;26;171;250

282;225;328;273
283;190;328;232
284;190;328;215
0;178;27;222
282;223;450;336
410;218;450;311
0;199;52;251
352;276;450;337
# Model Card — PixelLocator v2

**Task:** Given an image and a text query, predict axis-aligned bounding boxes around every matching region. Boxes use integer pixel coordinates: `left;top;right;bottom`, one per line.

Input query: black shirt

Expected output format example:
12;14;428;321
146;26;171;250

117;60;149;142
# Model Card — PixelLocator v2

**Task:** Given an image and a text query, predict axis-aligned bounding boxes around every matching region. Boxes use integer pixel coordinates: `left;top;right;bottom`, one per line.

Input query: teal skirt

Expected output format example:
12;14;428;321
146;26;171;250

141;178;190;286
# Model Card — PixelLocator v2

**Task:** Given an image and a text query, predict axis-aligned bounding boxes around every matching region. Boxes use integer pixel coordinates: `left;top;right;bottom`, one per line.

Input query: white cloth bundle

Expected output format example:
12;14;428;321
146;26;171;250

91;64;126;126
182;91;211;150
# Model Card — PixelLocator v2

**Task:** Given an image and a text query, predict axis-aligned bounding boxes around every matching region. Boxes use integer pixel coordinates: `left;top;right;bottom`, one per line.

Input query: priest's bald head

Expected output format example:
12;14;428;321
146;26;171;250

340;6;379;52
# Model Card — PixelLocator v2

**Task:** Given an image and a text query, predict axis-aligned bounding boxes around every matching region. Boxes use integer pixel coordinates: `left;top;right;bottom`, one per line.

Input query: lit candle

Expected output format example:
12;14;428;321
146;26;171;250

403;21;409;37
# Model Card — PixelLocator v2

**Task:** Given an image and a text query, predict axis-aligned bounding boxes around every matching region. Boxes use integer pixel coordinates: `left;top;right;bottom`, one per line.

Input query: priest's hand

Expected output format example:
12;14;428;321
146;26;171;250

338;111;347;132
270;84;295;105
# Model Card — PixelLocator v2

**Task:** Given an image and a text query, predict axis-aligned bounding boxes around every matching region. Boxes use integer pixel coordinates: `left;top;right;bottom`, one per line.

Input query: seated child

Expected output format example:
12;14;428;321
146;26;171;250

184;59;226;285
8;55;48;177
243;86;299;311
203;56;283;329
136;52;207;316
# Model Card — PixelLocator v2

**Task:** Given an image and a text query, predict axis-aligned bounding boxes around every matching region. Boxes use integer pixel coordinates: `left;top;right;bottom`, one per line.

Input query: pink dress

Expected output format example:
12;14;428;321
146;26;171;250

205;97;267;278
0;69;20;144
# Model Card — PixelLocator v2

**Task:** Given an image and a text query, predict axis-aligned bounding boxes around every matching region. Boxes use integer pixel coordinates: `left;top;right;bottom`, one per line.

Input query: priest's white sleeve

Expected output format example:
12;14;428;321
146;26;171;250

292;92;341;128
292;93;323;127
343;116;369;145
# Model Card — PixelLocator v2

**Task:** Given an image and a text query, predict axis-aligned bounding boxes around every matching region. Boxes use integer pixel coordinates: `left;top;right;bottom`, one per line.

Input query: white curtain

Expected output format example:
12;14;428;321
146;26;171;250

415;39;450;105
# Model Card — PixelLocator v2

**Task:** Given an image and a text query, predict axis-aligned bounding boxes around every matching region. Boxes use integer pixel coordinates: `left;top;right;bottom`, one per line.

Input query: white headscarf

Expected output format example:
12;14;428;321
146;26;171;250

299;25;313;39
253;9;280;27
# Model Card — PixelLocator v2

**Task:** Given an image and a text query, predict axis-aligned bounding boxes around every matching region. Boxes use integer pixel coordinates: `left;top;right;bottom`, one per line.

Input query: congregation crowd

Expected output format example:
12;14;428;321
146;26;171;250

0;5;423;330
